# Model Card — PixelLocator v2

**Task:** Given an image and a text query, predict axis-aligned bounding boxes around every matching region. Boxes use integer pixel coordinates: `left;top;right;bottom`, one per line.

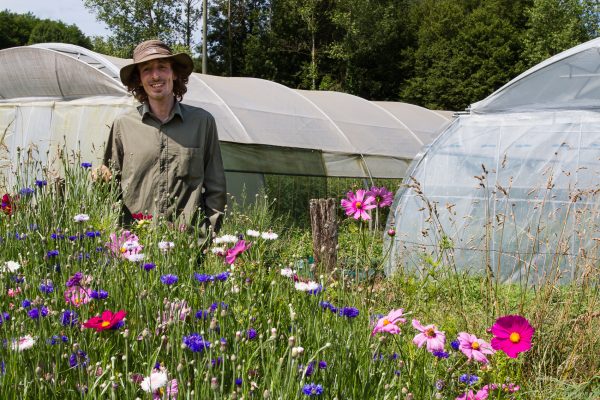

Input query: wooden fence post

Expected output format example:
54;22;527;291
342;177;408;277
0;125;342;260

309;198;338;272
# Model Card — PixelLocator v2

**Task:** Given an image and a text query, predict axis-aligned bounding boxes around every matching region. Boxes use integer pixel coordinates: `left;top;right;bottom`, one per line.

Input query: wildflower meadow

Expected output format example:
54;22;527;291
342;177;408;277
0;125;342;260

0;155;598;399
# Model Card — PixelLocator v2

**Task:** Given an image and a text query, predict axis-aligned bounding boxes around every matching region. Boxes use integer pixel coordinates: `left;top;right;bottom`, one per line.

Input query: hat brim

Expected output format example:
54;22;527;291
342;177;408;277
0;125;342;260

119;53;194;87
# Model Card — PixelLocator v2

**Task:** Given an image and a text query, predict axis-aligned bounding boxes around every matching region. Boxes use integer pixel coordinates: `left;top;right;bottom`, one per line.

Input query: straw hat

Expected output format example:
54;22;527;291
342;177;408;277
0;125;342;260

119;40;194;86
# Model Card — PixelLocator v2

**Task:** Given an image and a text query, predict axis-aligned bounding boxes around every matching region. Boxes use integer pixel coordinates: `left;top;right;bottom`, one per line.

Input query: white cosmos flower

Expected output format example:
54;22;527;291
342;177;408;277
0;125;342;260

214;234;239;244
126;253;145;262
158;241;175;251
140;371;168;392
280;268;295;278
211;247;226;256
261;231;279;240
73;214;90;222
246;229;260;237
2;260;20;273
12;335;35;351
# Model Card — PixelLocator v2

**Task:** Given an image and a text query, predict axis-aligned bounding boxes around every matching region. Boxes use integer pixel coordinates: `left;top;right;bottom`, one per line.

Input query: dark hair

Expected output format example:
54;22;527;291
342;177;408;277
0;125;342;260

127;60;189;103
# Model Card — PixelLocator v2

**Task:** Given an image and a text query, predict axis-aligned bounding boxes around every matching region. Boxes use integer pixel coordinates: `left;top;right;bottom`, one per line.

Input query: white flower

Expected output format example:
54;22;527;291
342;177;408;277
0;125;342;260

211;247;226;256
280;268;295;278
2;260;20;273
261;231;279;240
73;214;90;222
246;229;260;237
12;335;35;351
306;281;321;291
294;282;309;291
158;241;175;251
140;371;168;393
121;240;142;253
126;253;145;262
214;234;239;244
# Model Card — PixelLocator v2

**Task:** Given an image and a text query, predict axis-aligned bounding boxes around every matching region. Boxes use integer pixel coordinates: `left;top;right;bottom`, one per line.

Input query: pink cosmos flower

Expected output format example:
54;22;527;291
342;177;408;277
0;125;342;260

490;315;534;358
456;388;488;400
64;286;92;307
7;287;21;297
106;230;142;258
412;319;446;353
457;332;495;363
341;189;376;220
367;186;394;208
225;240;251;265
371;309;406;336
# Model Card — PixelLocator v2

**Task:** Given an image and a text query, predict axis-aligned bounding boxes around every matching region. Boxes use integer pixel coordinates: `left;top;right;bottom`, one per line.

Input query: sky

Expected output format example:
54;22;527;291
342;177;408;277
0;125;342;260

2;0;111;37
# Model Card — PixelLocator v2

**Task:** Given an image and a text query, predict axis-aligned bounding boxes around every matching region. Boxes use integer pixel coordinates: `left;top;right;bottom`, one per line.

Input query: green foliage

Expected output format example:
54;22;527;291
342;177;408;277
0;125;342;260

0;10;38;50
28;19;92;49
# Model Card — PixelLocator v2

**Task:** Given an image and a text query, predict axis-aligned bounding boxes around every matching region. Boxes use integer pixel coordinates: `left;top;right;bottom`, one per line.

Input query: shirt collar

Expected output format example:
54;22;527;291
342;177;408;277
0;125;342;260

139;101;184;123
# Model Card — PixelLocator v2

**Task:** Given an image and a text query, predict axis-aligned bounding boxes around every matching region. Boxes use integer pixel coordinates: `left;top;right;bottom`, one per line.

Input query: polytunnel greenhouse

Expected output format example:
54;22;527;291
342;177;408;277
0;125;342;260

385;37;600;284
0;43;451;200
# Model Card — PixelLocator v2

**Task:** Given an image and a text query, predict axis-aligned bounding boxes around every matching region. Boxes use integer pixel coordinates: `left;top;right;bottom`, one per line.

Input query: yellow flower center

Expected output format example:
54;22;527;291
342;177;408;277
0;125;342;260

355;201;362;209
425;328;436;338
509;332;520;343
120;247;126;253
382;319;390;326
101;321;111;328
471;341;480;350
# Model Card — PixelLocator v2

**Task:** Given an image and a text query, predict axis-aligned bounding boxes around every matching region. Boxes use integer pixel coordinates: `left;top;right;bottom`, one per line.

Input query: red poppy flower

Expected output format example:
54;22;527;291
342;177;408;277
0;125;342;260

83;309;126;332
1;193;14;216
132;213;152;220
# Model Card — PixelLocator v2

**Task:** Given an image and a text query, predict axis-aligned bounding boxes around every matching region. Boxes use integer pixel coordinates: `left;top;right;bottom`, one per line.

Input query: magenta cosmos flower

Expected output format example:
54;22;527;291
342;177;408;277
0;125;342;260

225;240;251;265
341;189;376;221
412;319;446;352
491;315;534;358
457;332;495;363
372;309;406;336
367;186;393;208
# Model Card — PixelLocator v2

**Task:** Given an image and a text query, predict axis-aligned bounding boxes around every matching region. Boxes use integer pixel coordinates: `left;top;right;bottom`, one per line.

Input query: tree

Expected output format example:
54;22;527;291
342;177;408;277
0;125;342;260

28;19;92;49
0;10;39;50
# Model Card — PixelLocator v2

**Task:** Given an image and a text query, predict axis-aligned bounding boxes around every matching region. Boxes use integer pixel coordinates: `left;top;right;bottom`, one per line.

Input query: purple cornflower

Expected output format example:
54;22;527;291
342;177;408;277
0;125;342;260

46;250;59;258
215;271;230;282
246;328;257;340
51;233;65;240
60;310;78;326
194;273;214;283
39;280;54;294
339;307;359;318
142;263;156;271
160;274;178;285
195;310;210;320
302;362;315;377
433;350;449;359
28;306;49;320
21;299;31;308
459;374;479;385
318;361;327;369
0;312;10;325
183;333;211;353
209;302;228;312
19;187;34;196
65;272;83;287
302;383;324;396
68;235;80;241
90;290;108;300
48;335;68;345
81;162;92;168
35;180;47;187
69;350;89;368
235;378;243;387
11;275;25;283
450;340;460;351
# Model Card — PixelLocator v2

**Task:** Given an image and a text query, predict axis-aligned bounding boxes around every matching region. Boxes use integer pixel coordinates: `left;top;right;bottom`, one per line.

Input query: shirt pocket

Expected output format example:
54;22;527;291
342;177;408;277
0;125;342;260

176;147;204;181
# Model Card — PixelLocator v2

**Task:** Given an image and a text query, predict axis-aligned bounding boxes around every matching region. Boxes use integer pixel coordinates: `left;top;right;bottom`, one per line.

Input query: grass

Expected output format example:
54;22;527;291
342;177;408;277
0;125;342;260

0;154;598;399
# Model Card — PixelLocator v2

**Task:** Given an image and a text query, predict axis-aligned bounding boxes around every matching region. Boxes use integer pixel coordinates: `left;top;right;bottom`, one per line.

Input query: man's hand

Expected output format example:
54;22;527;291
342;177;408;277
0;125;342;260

92;165;113;182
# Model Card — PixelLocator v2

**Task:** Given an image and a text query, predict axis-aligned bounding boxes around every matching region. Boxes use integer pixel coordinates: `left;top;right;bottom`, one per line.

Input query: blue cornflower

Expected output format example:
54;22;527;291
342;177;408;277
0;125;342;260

302;383;324;396
90;290;108;300
68;235;79;241
28;306;49;320
48;335;68;345
80;162;92;168
209;302;228;312
15;232;26;240
339;307;359;318
46;250;59;258
0;312;10;325
183;333;211;353
66;272;83;287
433;350;449;359
35;179;47;187
142;263;156;271
60;310;78;326
318;361;327;369
215;271;230;281
246;328;257;340
194;273;214;283
235;377;243;387
303;362;315;377
319;301;332;310
51;233;65;240
19;187;34;196
85;231;101;238
69;350;89;368
450;340;460;351
22;299;32;308
195;310;210;320
459;374;479;385
11;275;25;283
210;357;223;367
111;320;125;330
39;281;54;294
160;274;178;285
77;253;90;261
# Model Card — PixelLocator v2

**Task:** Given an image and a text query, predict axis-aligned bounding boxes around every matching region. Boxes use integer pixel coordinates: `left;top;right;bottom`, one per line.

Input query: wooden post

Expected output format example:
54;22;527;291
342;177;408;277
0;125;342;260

309;198;338;272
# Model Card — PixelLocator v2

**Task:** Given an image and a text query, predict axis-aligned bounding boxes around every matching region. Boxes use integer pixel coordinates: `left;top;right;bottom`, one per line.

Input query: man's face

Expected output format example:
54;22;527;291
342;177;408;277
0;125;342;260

138;59;177;103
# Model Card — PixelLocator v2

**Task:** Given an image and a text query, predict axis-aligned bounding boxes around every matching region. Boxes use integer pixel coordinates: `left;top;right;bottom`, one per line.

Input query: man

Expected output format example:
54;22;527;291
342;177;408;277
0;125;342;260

102;39;226;236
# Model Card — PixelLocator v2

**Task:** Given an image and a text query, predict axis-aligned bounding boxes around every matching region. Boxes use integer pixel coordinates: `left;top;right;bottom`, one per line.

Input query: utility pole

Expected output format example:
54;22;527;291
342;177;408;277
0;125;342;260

202;0;208;74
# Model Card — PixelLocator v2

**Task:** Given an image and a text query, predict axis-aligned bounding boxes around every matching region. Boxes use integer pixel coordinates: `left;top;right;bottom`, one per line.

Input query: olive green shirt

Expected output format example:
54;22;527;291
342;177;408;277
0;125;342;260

104;101;226;233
